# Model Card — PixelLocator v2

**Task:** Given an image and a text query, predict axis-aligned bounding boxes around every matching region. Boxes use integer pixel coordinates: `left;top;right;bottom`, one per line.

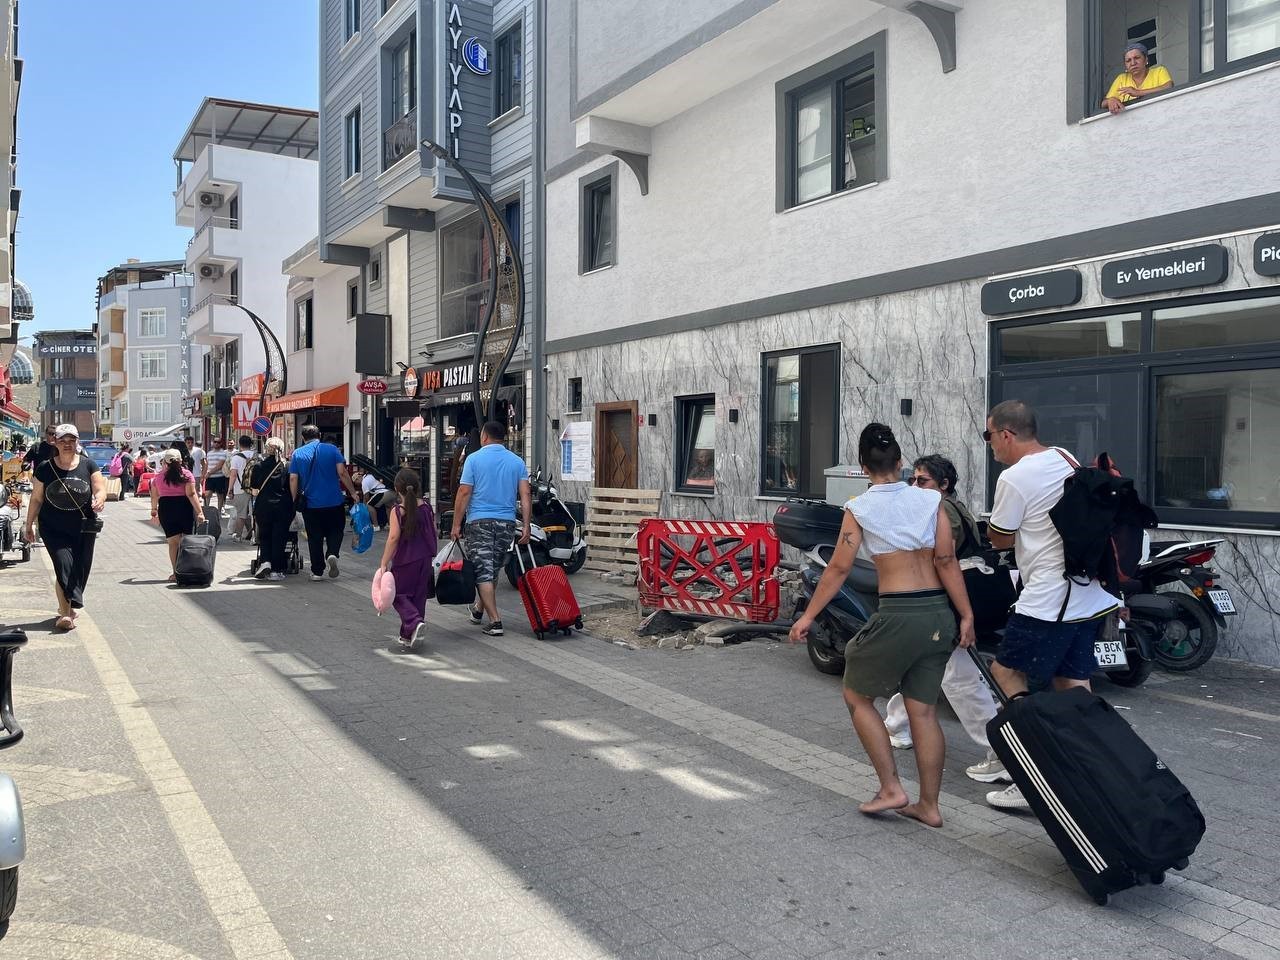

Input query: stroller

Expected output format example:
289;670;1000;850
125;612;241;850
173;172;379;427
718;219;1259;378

0;482;31;566
250;531;303;576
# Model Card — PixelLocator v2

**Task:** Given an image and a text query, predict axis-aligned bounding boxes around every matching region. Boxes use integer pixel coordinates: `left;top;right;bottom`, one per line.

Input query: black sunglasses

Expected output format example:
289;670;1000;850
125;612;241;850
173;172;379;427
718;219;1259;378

981;428;1017;442
906;475;934;486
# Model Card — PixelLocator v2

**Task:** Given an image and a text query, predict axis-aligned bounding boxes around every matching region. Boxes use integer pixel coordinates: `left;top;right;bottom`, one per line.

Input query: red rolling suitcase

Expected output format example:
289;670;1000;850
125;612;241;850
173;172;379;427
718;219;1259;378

512;543;583;640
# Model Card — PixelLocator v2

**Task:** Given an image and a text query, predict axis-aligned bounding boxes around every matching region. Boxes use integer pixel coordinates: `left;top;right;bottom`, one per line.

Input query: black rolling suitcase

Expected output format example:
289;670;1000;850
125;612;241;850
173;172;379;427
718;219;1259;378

174;521;216;587
969;649;1204;904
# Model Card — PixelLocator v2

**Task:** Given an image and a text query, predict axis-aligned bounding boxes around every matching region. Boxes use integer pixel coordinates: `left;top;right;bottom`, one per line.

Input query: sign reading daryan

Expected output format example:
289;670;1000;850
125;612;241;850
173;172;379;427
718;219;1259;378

981;269;1082;316
1101;244;1229;298
1256;233;1280;278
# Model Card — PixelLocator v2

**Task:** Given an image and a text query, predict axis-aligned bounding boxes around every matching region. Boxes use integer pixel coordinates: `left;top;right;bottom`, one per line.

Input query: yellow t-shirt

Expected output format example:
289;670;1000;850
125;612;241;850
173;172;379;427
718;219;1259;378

1106;64;1173;103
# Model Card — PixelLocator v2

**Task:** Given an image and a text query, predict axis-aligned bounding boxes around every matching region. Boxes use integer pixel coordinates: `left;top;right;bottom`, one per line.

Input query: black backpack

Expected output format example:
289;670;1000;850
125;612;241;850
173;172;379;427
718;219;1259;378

1048;450;1158;620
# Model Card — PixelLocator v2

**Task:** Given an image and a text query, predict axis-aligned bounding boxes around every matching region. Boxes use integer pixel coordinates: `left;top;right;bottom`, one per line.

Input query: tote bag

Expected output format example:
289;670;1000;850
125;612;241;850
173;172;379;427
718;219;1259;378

434;540;476;605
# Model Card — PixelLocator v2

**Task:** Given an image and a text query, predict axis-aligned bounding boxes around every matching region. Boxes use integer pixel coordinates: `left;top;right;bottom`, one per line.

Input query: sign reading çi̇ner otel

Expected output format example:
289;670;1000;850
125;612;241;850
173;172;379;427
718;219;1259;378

1256;233;1280;277
1101;243;1229;299
432;1;492;203
981;269;1083;316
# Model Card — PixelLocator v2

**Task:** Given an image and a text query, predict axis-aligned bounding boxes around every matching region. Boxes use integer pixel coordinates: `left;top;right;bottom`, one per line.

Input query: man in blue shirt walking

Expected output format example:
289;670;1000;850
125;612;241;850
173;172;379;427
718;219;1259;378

289;424;361;580
450;420;531;636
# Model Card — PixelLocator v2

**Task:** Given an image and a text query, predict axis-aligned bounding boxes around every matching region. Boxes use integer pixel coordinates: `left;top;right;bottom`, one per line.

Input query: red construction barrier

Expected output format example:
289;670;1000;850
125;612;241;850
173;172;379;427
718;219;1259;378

637;519;780;622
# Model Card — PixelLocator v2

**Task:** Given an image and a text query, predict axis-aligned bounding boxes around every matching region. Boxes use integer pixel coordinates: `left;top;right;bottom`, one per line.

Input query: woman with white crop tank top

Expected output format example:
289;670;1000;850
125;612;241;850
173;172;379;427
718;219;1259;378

789;423;976;829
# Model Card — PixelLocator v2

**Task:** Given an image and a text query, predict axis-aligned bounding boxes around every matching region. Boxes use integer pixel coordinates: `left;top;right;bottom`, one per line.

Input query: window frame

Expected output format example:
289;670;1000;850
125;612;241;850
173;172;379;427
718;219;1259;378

578;163;617;275
141;393;171;423
493;21;523;118
567;376;583;414
347;278;362;320
438;213;488;339
775;31;887;212
294;295;314;351
137;307;167;339
344;106;362;180
344;0;361;41
988;286;1280;529
674;394;717;494
138;349;167;381
390;30;417;118
759;343;842;499
368;254;382;291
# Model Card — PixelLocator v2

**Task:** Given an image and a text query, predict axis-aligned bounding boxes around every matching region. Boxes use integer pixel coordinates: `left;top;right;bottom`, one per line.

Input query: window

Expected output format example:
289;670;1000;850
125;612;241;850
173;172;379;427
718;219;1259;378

138;308;166;338
579;169;615;274
369;255;382;290
675;395;716;492
1084;0;1280;115
118;400;128;423
344;0;360;40
502;198;521;254
229;268;239;302
344;107;362;179
142;394;171;423
138;350;167;381
391;32;416;118
295;297;314;351
990;290;1280;528
347;278;361;319
494;23;522;116
567;377;583;413
761;346;839;497
228;195;239;229
778;34;885;209
225;339;240;386
440;214;487;338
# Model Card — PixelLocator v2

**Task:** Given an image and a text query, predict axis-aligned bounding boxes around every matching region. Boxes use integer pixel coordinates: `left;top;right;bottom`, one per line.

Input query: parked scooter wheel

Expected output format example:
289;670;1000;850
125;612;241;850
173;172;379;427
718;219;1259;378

0;865;16;927
807;635;844;675
560;547;587;575
1151;593;1218;671
1104;656;1154;688
505;544;551;588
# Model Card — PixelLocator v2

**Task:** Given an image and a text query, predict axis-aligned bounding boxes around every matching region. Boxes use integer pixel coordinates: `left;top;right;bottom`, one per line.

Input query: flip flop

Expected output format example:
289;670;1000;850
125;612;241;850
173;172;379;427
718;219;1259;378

55;616;75;631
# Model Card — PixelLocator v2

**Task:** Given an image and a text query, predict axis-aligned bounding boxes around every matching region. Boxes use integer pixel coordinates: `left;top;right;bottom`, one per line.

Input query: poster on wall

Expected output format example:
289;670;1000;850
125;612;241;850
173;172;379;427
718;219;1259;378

559;421;593;482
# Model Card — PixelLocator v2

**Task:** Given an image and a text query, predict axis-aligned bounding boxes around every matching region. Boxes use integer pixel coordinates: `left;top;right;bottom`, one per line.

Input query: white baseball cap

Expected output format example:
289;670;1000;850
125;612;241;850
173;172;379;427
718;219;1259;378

53;423;79;440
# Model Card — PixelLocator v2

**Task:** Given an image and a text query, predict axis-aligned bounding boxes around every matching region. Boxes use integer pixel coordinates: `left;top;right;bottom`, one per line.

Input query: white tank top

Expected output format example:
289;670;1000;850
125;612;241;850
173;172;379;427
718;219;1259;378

846;482;941;556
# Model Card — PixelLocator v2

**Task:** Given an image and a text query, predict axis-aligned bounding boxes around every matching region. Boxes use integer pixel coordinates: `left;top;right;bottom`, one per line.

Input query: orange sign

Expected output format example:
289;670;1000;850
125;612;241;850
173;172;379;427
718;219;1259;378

233;396;261;430
238;372;266;397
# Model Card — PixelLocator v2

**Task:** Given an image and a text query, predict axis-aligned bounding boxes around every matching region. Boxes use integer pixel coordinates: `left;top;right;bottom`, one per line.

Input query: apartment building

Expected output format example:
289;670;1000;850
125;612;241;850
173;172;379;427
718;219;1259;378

95;259;196;444
32;329;96;434
318;0;540;517
0;278;33;439
0;0;22;340
542;0;1280;666
173;98;319;442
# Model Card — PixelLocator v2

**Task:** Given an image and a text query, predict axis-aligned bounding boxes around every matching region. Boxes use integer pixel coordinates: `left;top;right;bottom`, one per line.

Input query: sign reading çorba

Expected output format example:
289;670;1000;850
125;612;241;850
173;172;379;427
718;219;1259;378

1101;243;1229;298
981;269;1083;316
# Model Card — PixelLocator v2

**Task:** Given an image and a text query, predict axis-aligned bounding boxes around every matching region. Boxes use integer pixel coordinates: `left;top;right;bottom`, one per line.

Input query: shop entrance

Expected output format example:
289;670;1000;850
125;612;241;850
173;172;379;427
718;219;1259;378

595;401;638;489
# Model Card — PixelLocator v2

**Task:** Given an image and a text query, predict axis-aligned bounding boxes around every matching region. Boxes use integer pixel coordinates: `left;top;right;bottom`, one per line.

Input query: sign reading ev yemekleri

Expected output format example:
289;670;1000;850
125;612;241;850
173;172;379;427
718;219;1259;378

981;269;1082;316
1101;244;1229;298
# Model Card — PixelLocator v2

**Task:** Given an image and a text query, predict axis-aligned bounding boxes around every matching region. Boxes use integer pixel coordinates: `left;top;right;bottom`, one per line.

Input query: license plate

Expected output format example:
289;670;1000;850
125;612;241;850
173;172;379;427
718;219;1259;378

1207;589;1236;615
1094;640;1128;668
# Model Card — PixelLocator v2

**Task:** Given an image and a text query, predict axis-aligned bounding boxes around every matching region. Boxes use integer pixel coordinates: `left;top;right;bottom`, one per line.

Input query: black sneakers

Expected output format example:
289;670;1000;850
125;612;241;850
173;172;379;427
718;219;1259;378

469;605;483;625
481;621;504;637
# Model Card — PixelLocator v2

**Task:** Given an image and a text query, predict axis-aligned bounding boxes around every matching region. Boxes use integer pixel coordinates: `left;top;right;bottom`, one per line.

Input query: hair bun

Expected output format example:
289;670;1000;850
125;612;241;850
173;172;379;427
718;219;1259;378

876;431;895;448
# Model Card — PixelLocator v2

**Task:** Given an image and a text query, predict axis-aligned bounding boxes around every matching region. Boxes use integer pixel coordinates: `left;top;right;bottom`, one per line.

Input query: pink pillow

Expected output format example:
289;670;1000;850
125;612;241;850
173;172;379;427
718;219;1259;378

372;568;396;615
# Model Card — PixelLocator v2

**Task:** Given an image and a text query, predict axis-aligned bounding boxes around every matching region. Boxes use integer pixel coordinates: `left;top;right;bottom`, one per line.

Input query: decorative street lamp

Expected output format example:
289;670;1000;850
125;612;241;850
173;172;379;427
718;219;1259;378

421;138;526;427
213;299;288;425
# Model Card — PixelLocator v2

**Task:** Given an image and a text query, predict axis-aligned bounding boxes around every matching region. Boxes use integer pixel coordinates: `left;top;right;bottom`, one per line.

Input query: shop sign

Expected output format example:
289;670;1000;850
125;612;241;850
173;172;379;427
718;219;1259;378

179;302;190;396
420;360;491;395
433;1;491;202
200;389;215;416
981;269;1082;317
1255;233;1280;277
35;342;94;357
75;385;97;400
112;427;168;443
239;372;266;397
234;396;260;430
183;393;202;418
358;378;389;395
402;366;420;398
1101;243;1229;298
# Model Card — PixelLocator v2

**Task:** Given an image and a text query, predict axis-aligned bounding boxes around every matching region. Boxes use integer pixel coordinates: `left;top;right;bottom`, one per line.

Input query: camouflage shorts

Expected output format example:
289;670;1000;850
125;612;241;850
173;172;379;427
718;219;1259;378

465;518;516;583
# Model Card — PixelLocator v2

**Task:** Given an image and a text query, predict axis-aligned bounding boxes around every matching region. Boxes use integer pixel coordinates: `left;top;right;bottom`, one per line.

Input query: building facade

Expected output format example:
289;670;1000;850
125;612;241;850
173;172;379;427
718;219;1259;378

96;259;195;444
32;329;96;434
173;98;319;442
0;0;21;340
318;0;540;521
0;279;34;441
541;0;1280;665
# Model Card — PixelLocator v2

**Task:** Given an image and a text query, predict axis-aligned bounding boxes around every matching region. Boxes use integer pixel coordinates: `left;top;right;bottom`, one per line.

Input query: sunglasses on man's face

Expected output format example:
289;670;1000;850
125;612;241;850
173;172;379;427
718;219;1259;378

907;475;934;486
982;428;1016;443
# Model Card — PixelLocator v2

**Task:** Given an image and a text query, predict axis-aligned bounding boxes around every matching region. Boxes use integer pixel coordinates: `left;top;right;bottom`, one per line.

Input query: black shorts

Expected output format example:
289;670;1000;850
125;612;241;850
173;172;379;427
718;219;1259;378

204;475;228;494
158;496;196;538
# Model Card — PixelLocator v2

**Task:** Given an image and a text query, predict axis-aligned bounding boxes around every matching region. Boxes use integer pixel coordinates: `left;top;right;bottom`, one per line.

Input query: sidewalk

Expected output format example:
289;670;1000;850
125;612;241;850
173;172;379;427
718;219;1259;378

0;495;1277;959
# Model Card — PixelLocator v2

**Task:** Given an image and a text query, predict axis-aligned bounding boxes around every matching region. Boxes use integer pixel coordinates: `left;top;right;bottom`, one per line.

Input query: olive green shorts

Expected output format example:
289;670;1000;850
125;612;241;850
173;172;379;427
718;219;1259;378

843;591;957;704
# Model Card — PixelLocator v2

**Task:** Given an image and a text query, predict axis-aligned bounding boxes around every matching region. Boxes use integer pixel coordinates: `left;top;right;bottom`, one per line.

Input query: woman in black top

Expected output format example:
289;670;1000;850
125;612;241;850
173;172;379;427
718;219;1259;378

250;436;295;580
24;424;106;630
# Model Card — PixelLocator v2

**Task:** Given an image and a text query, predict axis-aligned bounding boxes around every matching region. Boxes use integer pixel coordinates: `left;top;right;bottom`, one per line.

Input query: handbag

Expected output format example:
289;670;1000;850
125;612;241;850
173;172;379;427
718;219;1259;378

54;467;103;535
295;448;316;511
434;540;477;605
249;458;281;497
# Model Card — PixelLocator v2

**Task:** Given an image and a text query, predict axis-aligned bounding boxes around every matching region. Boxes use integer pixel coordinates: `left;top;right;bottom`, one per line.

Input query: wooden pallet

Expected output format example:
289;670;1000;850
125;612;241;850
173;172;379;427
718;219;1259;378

584;487;661;578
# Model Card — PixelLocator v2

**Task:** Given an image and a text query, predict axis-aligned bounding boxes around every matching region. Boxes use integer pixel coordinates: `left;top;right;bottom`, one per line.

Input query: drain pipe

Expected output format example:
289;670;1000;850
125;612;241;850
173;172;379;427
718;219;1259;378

530;0;548;467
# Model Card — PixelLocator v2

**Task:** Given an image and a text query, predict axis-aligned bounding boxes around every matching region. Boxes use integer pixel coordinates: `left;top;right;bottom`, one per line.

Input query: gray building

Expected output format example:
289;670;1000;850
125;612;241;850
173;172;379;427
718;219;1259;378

96;260;195;443
318;0;541;520
32;329;97;435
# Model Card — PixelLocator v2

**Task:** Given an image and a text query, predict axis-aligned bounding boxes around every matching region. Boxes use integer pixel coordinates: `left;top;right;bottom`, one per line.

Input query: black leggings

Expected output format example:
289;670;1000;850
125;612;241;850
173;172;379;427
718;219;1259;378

302;505;346;575
42;526;96;608
255;510;294;573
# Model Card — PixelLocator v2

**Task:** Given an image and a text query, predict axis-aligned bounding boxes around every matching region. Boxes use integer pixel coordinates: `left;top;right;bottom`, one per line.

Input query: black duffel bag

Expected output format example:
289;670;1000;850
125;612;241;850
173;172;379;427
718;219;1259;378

434;540;477;605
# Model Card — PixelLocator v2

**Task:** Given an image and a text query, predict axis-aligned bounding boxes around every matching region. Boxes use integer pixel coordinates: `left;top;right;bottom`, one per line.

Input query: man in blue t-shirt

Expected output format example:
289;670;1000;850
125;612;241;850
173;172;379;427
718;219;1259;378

289;424;361;581
450;420;530;636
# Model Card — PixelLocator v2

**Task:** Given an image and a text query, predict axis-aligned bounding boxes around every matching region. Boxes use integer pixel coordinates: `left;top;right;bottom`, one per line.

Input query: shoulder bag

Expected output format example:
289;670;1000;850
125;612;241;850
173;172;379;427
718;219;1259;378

54;462;103;535
249;458;282;497
295;449;317;511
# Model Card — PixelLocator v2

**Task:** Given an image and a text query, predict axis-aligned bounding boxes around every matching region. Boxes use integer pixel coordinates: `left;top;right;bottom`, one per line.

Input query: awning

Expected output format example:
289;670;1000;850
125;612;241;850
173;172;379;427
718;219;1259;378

265;383;350;415
1;400;31;424
148;421;190;439
399;416;429;435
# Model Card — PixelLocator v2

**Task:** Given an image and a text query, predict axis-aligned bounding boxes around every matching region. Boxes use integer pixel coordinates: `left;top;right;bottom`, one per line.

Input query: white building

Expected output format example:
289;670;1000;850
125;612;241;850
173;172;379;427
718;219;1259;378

542;0;1280;666
173;98;319;441
0;0;21;340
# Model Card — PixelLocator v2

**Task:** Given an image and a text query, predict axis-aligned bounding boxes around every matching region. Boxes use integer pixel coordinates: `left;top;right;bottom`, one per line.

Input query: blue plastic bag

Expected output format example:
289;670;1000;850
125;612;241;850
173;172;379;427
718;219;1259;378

350;502;375;554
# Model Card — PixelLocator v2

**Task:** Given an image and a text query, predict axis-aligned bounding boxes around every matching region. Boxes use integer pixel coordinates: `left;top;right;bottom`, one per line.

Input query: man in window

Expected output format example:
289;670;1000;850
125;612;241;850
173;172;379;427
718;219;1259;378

1102;43;1173;115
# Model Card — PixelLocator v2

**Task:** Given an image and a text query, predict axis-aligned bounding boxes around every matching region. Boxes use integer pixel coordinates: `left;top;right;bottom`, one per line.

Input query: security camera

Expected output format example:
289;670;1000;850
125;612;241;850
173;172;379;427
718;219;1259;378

542;364;552;373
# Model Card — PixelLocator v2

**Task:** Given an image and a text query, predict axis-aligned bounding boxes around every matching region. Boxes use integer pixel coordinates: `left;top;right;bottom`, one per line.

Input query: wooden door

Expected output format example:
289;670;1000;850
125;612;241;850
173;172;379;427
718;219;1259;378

594;401;638;489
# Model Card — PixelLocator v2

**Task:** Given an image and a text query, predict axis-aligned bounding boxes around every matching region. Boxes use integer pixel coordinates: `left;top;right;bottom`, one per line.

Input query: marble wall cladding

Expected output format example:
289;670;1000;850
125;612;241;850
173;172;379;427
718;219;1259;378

547;228;1280;665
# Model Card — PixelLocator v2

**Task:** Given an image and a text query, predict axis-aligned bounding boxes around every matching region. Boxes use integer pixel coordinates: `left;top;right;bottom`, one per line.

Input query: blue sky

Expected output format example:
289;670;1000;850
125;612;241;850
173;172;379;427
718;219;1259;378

17;1;317;337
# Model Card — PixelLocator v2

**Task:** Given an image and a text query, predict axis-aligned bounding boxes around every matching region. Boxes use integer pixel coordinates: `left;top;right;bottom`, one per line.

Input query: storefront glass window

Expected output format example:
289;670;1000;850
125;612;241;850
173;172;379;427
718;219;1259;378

675;395;715;492
440;215;488;339
998;314;1140;364
762;346;838;498
1156;367;1280;513
1153;295;1280;351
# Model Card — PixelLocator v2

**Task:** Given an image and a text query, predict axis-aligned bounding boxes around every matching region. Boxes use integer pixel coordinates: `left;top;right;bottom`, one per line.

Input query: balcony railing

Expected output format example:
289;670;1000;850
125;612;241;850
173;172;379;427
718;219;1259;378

383;109;417;169
187;215;241;249
192;293;238;313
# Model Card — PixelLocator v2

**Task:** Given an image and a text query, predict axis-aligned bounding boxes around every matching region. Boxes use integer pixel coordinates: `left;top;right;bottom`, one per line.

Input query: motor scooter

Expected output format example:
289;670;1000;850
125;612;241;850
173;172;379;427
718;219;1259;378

0;627;28;932
504;468;587;586
1120;539;1230;671
0;482;31;567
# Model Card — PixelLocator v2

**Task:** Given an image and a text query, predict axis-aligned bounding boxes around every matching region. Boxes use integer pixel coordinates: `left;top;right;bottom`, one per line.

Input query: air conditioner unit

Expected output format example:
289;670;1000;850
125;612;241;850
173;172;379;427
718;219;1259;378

198;263;223;280
198;191;224;209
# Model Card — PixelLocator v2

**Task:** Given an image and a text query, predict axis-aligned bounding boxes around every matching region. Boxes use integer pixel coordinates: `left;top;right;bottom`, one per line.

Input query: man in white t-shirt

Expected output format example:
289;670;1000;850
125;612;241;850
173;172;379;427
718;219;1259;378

188;439;206;487
983;399;1119;811
229;436;257;542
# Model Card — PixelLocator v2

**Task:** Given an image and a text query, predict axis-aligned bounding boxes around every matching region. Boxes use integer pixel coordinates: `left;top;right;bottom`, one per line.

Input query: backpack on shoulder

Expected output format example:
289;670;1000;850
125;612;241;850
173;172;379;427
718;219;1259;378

1049;450;1158;620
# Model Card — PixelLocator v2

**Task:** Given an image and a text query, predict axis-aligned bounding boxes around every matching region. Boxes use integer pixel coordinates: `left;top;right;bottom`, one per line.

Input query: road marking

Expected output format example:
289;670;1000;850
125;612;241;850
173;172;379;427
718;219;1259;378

41;562;295;960
1152;691;1280;724
1211;727;1264;740
2;921;209;959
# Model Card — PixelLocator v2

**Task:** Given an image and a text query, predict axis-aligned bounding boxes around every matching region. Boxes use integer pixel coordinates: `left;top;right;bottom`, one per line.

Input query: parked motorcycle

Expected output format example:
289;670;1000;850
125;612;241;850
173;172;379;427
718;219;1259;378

1122;539;1230;671
0;482;31;567
773;498;1157;687
0;627;28;933
505;468;587;586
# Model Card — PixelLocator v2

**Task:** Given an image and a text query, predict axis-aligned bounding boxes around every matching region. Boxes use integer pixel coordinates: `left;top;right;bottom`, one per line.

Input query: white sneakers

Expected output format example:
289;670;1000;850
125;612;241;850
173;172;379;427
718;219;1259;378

325;555;340;579
965;752;1012;784
986;784;1030;810
887;729;913;750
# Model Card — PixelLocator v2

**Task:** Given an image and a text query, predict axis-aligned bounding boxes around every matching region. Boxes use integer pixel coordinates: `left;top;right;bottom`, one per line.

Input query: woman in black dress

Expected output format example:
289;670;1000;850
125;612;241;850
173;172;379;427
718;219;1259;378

250;437;295;580
24;424;106;630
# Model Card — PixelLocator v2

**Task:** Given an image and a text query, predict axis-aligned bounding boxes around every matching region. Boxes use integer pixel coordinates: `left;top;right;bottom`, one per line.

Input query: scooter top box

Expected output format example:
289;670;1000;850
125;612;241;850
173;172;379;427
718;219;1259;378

772;499;845;550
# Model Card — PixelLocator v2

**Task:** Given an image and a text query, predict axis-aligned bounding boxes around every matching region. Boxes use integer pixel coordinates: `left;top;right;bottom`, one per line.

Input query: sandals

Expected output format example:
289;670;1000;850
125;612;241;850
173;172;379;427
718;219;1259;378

55;616;75;631
167;574;177;583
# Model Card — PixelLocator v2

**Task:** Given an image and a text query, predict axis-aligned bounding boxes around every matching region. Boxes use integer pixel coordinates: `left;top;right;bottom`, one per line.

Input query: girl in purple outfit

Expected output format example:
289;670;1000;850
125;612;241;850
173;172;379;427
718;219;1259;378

377;468;437;651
